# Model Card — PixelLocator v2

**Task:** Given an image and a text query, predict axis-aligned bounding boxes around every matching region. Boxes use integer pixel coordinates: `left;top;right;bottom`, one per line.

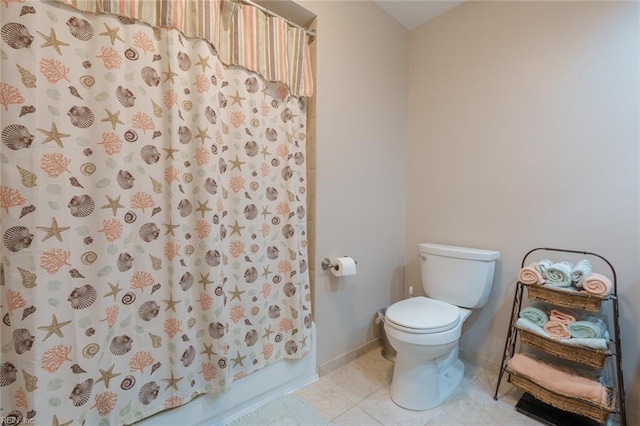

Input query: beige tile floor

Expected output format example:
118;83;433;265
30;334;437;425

294;348;540;426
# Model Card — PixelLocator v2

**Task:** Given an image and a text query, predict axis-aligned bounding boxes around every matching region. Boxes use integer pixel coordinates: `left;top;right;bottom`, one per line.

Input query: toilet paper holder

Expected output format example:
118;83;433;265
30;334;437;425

321;257;357;271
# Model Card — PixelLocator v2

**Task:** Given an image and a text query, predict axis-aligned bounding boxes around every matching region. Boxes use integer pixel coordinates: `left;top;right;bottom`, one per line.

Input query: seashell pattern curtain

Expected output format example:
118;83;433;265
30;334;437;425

0;0;311;424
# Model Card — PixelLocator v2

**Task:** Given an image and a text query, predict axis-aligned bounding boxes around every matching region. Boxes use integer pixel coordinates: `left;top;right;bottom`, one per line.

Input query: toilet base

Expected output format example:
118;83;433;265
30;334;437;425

389;349;464;411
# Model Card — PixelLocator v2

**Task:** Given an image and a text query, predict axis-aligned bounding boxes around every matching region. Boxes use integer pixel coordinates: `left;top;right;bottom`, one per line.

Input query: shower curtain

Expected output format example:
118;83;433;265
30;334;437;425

0;1;312;424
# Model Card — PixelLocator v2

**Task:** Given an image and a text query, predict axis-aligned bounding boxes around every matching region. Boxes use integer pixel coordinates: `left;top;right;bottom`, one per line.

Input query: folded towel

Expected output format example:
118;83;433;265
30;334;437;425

559;260;575;269
567;317;607;339
535;259;553;278
519;301;549;326
544;263;572;287
543;320;571;338
571;259;592;288
518;263;544;285
507;353;609;406
516;318;609;351
549;309;576;324
582;273;612;296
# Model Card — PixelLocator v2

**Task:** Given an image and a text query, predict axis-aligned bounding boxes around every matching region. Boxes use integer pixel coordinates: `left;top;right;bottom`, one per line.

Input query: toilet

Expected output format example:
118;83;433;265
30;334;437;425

384;243;499;411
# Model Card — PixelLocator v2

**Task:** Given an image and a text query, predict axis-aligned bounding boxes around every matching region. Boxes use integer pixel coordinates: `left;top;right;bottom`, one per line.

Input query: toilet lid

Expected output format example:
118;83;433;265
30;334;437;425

385;297;460;333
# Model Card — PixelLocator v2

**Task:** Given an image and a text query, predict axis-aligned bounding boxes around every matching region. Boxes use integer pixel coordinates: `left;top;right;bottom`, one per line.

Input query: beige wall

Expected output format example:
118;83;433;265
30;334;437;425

406;1;639;423
298;0;409;366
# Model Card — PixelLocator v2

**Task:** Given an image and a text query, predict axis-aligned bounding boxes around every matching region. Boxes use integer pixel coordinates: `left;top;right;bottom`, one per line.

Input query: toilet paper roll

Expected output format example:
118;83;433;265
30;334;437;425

331;257;357;277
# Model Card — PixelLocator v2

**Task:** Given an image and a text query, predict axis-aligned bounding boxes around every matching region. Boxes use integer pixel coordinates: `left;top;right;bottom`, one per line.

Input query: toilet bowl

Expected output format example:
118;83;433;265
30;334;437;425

384;243;499;411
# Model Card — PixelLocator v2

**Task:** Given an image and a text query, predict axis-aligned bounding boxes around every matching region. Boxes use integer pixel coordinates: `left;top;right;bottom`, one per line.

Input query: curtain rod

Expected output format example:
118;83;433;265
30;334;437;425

238;0;316;39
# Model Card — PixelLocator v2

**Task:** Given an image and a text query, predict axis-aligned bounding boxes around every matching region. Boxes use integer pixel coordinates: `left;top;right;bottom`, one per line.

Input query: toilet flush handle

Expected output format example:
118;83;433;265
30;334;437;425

420;254;427;262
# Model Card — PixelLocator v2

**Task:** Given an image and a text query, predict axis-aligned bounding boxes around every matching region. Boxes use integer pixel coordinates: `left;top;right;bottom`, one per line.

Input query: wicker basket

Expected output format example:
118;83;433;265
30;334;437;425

505;367;616;424
522;282;608;312
517;327;610;368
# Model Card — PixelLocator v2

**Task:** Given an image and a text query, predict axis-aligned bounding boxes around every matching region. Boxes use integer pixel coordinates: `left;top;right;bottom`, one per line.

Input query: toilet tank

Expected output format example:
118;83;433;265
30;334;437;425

419;243;500;309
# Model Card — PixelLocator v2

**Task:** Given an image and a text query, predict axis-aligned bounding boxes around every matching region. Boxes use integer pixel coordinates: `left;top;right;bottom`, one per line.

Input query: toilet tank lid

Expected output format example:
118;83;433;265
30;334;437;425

419;243;500;261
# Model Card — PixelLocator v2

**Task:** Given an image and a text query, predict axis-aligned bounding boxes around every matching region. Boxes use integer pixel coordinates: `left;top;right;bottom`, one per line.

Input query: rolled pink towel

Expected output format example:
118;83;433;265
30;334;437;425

543;320;571;338
549;309;576;324
507;353;609;407
518;263;544;285
582;273;612;296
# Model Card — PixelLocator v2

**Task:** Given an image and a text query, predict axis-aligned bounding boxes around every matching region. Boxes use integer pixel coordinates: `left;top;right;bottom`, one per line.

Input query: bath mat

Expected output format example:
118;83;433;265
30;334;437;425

228;395;329;426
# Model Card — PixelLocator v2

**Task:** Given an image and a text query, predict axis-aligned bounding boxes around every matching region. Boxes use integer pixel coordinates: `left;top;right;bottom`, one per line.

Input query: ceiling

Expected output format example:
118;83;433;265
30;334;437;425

373;0;465;30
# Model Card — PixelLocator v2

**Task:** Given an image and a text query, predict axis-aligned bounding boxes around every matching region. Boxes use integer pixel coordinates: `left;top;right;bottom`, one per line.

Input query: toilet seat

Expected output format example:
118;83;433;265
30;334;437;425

386;297;460;334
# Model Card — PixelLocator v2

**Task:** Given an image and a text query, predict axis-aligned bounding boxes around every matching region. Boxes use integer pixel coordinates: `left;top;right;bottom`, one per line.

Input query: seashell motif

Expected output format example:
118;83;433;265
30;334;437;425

19;205;36;218
299;259;307;274
12;329;34;354
125;48;139;60
140;145;160;164
187;318;196;329
66;16;94;41
210;74;218;86
244;329;258;347
121;375;136;390
69;268;84;279
137;301;160;321
5;411;22;424
22;305;36;320
281;165;293;181
67;106;95;129
85;327;95;337
294;152;305;166
69;378;93;406
1;23;34;49
68;284;97;309
82;61;91;69
81;251;97;265
177;126;192;144
80;75;95;88
177;199;192;217
83;236;93;245
80;163;96;176
204;178;217;195
151;283;161;294
266;187;278;201
280;108;292;123
244;204;258;220
82;343;100;358
150;361;161;374
285;340;298;355
19;105;36;117
124;211;137;224
139;223;160;242
283;282;296;297
2;313;10;327
153;54;161;61
179;272;194;291
110;335;133;355
124;129;138;142
117;253;134;272
3;226;33;252
304;313;312;329
274;333;283;343
205;250;220;267
282;224;295;239
244;267;258;283
22;370;37;392
2;124;34;150
152;130;162;139
217;94;228;110
67;195;95;217
244;141;258;157
138;381;160;405
141;66;160;86
20;6;36;16
244;77;259;93
180;345;196;367
204;106;217;125
208;322;225;339
116;170;135;189
268;305;281;319
149;333;162;348
116;86;136;107
219;158;227;173
71;364;87;374
267;246;279;260
177;51;191;71
266;128;278;142
121;292;135;305
118;15;136;25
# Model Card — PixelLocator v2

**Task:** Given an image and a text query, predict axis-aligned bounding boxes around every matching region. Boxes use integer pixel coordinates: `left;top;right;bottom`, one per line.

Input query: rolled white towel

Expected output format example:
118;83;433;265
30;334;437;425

545;262;572;287
536;259;553;278
571;259;592;288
